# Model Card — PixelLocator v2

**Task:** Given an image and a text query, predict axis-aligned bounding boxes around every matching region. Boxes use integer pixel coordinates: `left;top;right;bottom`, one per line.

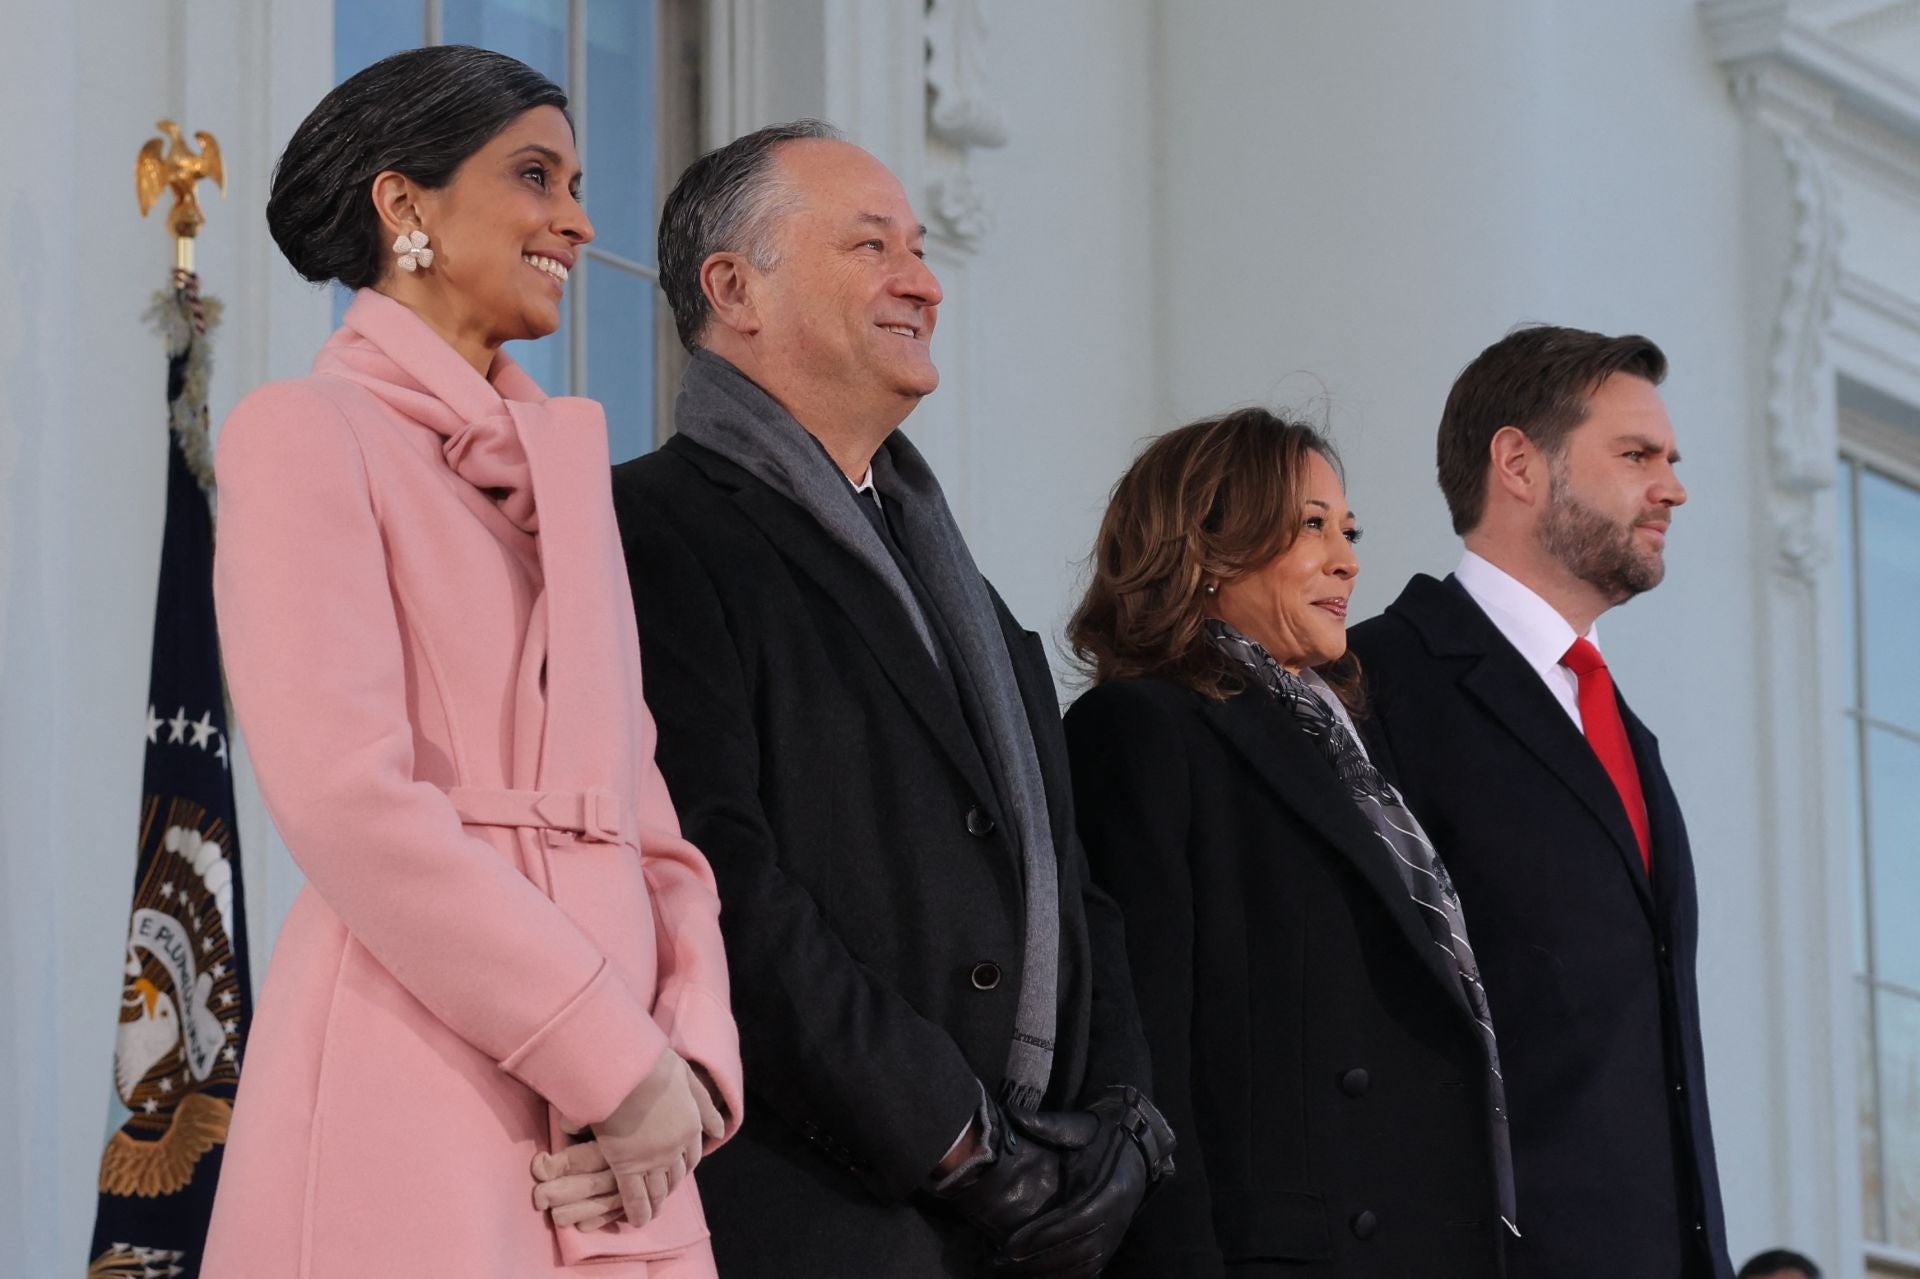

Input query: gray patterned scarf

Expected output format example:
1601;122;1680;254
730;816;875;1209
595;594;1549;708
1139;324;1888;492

674;350;1060;1108
1207;619;1518;1235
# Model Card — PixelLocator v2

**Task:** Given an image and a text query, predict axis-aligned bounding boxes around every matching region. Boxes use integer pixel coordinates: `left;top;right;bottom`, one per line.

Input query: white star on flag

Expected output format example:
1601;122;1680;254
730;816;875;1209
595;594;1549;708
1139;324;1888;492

166;707;190;743
158;1077;172;1093
202;935;215;954
223;1046;237;1063
189;710;216;749
158;882;174;900
224;1020;237;1035
215;733;229;769
211;962;227;978
142;1098;158;1114
145;705;163;743
219;991;234;1007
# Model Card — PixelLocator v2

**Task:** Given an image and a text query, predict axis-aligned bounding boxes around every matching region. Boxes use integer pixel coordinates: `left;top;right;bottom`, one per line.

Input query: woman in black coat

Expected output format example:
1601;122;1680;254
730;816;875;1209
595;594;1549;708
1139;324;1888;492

1064;410;1514;1277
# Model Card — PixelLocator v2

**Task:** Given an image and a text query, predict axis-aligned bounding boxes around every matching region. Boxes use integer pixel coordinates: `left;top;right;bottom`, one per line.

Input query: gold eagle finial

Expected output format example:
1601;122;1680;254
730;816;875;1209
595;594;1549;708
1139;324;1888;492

137;120;225;269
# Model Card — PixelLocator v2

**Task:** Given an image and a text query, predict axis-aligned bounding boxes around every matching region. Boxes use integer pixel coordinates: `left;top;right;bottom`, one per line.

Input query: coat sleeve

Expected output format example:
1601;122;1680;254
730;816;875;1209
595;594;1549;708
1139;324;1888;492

634;699;745;1145
1064;683;1226;1279
214;381;665;1126
616;492;983;1202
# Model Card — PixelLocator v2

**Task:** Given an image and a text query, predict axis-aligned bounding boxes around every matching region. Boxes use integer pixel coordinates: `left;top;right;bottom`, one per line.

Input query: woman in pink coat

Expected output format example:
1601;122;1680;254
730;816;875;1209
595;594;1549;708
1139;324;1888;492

203;46;742;1277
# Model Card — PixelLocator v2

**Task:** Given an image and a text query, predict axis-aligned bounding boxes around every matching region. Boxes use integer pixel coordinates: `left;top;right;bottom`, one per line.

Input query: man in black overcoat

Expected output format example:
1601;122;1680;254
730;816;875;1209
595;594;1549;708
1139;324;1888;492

602;121;1169;1277
1348;326;1732;1279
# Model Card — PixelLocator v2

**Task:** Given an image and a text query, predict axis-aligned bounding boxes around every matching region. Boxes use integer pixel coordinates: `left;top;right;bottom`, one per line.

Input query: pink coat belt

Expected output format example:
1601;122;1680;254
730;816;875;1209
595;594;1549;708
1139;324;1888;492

446;785;635;848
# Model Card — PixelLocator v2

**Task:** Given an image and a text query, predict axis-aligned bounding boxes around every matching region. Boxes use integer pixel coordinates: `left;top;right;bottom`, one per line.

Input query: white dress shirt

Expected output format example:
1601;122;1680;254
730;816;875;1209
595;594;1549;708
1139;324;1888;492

1453;550;1596;731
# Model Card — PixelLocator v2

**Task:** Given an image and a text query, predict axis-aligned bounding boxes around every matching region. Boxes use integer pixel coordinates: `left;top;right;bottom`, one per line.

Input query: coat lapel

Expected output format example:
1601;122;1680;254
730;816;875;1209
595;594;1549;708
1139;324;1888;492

1198;692;1473;1017
676;442;1001;811
1396;575;1654;916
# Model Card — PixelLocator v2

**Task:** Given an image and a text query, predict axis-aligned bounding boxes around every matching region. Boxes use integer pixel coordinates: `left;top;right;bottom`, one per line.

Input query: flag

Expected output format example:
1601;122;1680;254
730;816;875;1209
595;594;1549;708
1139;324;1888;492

89;271;252;1279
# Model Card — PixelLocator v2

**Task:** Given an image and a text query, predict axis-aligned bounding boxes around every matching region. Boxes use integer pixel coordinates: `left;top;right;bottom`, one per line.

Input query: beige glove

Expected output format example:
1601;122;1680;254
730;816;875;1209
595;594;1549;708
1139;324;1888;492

532;1060;729;1232
595;1048;707;1227
531;1139;622;1231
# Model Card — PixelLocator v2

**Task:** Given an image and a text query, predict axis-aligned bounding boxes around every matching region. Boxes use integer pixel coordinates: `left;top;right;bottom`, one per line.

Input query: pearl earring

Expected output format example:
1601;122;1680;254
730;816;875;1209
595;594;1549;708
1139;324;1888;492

1204;583;1218;596
393;229;434;272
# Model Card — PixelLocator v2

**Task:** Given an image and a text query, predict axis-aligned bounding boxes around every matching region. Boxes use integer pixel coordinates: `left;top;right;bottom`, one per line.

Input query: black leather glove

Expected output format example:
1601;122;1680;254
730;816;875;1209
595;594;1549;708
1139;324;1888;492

928;1097;1065;1247
993;1087;1175;1279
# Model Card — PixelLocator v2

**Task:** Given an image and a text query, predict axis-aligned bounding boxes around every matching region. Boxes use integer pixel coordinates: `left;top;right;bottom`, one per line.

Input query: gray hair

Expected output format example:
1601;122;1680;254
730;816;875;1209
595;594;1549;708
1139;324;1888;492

657;119;845;350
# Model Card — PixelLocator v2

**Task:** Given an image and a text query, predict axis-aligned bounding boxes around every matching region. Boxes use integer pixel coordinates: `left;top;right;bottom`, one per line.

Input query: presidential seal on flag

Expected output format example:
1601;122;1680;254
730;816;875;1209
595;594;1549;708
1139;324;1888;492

100;801;245;1198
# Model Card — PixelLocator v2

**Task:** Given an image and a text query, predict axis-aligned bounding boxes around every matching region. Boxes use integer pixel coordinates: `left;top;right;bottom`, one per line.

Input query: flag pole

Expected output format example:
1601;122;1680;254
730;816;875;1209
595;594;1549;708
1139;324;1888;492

87;121;251;1279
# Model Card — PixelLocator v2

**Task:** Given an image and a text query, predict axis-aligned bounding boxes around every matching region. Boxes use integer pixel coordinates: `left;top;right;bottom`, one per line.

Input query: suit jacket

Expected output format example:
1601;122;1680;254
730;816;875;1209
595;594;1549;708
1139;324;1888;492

611;434;1150;1277
205;291;741;1279
1066;676;1508;1279
1347;574;1732;1279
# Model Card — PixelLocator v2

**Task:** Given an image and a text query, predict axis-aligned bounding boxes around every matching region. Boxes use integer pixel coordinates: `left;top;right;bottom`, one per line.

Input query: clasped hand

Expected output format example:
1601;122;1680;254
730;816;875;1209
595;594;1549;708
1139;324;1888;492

530;1048;726;1232
934;1097;1153;1278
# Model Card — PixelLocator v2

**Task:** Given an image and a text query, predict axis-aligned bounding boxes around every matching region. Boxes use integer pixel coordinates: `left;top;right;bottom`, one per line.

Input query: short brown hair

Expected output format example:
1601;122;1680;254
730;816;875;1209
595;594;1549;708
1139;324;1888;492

1437;325;1667;534
1069;408;1359;702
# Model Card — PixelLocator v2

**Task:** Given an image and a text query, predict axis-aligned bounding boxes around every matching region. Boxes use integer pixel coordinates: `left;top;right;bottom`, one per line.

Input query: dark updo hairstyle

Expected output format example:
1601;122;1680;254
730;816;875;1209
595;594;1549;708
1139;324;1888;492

267;45;568;289
1069;407;1363;706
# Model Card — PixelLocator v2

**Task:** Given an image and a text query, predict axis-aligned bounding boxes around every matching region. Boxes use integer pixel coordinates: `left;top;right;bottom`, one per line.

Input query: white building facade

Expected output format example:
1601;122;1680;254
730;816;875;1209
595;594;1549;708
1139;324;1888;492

4;1;1918;1274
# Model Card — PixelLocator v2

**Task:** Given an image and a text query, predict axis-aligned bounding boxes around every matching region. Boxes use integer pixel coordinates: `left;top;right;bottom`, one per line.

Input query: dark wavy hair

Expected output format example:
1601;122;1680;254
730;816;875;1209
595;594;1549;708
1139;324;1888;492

266;45;568;289
1069;407;1362;705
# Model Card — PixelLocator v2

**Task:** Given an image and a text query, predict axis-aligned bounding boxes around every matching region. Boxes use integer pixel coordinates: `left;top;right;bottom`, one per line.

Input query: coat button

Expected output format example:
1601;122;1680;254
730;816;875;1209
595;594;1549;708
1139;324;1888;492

1339;1067;1370;1097
1351;1209;1378;1240
965;804;996;837
970;962;1002;991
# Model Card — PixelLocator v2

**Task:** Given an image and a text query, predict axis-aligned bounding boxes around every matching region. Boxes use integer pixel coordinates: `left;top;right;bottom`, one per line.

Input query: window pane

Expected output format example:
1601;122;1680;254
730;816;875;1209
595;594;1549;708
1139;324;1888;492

1878;984;1920;1250
1868;726;1920;992
1862;468;1920;734
505;297;571;397
443;0;568;86
588;263;656;462
335;0;424;80
1840;460;1859;712
1864;978;1887;1243
1852;719;1870;975
586;0;658;266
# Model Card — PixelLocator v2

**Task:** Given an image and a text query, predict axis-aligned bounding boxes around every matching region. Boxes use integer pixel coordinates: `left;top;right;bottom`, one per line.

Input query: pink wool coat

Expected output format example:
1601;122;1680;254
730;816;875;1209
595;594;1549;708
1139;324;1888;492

203;290;742;1278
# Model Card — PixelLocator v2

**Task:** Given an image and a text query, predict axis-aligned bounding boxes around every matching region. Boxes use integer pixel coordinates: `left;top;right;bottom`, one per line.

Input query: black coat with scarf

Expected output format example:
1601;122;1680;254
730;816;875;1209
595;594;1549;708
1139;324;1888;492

611;434;1151;1277
1346;574;1732;1279
1065;676;1509;1278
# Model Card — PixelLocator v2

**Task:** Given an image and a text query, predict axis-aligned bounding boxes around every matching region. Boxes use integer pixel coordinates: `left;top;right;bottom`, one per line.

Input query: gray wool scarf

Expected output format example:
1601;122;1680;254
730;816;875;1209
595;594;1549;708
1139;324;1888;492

674;350;1061;1108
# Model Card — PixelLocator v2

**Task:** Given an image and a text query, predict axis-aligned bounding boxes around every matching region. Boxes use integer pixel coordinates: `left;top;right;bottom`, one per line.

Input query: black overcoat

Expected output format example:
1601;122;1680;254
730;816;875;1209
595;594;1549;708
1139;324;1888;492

611;435;1150;1277
1065;676;1509;1278
1347;574;1733;1279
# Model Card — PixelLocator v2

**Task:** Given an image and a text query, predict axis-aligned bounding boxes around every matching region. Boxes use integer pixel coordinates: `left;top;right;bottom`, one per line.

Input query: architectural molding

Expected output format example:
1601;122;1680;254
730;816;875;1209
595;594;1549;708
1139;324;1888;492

924;0;1008;249
1761;119;1842;582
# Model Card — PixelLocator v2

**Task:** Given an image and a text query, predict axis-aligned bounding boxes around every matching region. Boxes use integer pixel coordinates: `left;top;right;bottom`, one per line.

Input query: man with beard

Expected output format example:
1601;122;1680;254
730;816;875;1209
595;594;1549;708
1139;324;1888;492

1348;326;1732;1279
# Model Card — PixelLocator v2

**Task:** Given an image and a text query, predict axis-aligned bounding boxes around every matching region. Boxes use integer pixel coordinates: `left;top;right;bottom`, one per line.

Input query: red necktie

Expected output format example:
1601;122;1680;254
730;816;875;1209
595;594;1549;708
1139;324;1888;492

1561;637;1651;872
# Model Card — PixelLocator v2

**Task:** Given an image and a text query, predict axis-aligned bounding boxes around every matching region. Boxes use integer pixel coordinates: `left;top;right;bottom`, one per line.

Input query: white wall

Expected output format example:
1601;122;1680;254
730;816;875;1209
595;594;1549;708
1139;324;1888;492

963;0;1161;669
0;1;327;1268
1151;0;1778;1260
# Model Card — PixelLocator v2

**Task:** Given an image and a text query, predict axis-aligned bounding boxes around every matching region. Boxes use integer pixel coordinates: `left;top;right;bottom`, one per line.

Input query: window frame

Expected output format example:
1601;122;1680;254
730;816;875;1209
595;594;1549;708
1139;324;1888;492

1842;406;1920;1277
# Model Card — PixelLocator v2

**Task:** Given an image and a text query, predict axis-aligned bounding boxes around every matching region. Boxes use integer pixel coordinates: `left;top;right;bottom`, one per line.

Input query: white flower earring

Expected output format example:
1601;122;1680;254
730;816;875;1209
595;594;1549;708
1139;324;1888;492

393;229;434;272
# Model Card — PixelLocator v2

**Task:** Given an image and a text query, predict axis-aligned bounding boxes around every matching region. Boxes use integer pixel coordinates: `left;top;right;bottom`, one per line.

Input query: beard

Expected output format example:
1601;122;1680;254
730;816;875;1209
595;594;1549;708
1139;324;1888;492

1539;470;1668;605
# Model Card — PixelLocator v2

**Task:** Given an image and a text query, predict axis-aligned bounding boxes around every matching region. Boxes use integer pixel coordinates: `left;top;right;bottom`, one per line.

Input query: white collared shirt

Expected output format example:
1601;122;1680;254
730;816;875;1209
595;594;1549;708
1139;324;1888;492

1453;550;1595;731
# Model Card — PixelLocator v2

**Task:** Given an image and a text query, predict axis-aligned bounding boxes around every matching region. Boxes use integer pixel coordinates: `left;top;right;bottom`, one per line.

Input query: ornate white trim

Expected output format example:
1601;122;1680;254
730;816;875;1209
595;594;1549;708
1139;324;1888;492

924;0;1007;249
926;0;1008;150
1761;121;1842;581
